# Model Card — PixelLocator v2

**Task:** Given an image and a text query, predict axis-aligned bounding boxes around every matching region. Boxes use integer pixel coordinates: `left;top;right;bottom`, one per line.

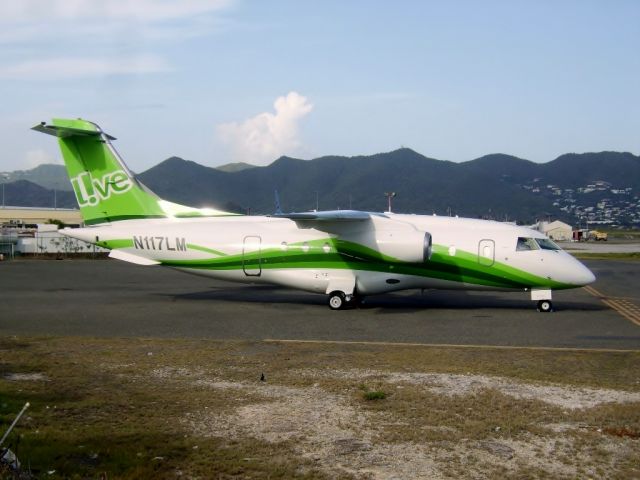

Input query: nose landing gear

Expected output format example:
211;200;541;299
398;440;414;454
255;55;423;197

537;300;553;313
531;289;553;313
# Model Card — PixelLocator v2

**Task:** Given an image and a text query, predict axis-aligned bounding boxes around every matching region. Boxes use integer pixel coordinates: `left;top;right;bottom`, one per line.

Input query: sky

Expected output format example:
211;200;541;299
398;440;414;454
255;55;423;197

1;0;639;172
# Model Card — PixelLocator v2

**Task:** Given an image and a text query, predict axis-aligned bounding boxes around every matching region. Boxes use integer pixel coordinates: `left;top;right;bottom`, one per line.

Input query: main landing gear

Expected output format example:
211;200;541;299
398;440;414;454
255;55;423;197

328;291;347;310
327;291;362;310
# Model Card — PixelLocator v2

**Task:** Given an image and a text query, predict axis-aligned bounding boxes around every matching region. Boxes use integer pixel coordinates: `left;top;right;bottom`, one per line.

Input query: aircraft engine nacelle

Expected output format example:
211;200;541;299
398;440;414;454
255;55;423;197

375;230;432;263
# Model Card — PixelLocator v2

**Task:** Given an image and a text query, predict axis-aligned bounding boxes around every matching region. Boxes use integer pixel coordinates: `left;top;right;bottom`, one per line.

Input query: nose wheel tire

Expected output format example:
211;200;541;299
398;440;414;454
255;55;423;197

537;300;553;313
328;291;347;310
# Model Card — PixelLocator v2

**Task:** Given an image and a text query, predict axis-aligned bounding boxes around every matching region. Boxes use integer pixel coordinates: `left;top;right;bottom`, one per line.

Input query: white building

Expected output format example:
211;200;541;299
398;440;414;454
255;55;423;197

537;220;573;241
1;223;106;258
0;206;82;226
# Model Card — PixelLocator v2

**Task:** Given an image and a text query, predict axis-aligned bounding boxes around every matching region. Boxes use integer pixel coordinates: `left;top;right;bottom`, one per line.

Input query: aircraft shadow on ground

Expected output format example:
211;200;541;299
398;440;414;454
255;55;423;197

161;286;605;313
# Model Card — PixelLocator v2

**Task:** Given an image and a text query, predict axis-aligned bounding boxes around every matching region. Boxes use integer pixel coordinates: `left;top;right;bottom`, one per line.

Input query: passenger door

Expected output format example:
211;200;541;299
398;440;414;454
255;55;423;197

478;239;495;266
242;236;262;276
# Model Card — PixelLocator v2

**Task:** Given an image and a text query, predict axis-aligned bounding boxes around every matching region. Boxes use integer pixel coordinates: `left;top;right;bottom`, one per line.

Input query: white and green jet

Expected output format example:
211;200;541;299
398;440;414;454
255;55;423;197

34;118;595;311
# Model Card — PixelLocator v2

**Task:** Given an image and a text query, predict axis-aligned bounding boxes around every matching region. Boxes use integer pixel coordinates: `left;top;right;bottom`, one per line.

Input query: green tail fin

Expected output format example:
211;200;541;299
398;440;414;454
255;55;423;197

33;118;236;225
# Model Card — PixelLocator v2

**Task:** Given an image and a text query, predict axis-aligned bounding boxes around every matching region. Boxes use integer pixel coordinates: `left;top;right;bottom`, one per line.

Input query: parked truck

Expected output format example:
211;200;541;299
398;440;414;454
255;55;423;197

588;230;608;241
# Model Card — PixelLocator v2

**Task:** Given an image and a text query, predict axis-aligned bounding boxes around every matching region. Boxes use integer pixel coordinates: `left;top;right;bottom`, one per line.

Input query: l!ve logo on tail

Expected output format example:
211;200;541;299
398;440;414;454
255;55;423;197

70;170;133;207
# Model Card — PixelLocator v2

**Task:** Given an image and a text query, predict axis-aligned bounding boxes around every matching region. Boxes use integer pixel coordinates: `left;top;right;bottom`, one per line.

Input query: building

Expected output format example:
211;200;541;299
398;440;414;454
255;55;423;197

538;220;573;241
0;206;82;226
0;223;106;259
0;207;107;259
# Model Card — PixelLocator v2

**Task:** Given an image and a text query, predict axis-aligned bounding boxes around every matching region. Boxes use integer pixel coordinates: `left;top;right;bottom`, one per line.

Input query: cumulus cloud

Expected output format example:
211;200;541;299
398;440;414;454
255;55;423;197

24;149;60;169
0;55;171;80
217;92;314;166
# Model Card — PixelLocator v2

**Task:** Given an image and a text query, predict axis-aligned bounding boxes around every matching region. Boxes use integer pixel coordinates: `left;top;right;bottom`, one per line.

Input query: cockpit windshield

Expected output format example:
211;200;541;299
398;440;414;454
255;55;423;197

516;237;562;251
535;238;561;251
516;237;539;251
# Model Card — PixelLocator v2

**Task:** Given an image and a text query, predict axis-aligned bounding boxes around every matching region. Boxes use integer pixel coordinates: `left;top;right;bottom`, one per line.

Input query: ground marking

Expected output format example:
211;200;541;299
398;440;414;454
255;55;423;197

583;285;640;327
264;339;639;353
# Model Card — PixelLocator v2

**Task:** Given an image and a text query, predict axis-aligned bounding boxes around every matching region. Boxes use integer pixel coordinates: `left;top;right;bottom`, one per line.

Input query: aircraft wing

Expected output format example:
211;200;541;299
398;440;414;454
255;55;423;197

271;210;383;234
271;210;377;221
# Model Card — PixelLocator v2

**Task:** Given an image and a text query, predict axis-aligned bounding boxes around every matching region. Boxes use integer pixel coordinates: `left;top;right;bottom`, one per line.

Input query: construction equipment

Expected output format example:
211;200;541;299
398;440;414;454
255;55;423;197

588;230;608;241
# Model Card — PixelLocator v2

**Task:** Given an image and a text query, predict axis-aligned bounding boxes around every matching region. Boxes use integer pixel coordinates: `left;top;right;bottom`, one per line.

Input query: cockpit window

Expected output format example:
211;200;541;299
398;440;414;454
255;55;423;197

516;237;540;251
535;238;561;251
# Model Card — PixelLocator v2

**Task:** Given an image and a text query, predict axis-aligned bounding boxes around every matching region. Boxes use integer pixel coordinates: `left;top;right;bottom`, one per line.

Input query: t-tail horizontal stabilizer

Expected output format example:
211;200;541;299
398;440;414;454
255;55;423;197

33;118;237;225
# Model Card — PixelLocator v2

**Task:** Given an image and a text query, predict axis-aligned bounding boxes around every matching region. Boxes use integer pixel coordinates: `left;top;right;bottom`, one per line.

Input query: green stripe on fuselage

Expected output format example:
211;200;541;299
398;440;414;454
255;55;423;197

156;239;569;290
186;243;228;257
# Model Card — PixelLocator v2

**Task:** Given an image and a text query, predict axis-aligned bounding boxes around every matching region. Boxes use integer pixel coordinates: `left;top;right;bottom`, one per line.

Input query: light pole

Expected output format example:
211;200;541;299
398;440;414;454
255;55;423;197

1;174;9;208
384;192;396;213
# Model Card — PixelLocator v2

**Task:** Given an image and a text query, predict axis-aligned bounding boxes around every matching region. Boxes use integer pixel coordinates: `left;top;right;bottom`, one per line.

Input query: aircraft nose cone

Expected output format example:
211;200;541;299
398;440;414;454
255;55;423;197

554;254;596;286
573;260;596;286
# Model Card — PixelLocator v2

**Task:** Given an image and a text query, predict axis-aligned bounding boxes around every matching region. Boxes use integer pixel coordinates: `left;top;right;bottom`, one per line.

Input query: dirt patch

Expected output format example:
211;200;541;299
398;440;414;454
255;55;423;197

152;366;640;479
295;368;640;409
3;372;48;381
3;337;639;479
186;381;443;479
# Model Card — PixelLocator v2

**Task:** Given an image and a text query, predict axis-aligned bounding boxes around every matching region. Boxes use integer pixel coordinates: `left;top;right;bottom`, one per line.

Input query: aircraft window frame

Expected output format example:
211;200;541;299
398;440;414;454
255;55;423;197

535;238;561;251
516;237;540;251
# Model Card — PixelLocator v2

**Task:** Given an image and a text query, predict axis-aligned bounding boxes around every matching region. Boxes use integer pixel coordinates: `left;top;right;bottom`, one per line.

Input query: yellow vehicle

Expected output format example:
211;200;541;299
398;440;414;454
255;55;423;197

589;230;608;241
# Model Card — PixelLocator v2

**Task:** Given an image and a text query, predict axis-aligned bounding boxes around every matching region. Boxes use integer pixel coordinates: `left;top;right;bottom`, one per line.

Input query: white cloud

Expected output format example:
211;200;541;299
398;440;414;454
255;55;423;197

0;0;233;24
24;149;60;169
216;92;314;166
0;0;234;45
0;55;171;80
0;0;235;78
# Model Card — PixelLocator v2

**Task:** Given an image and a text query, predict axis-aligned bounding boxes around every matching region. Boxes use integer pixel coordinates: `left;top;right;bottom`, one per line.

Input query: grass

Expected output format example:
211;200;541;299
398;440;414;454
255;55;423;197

1;336;639;478
571;252;640;260
362;390;386;401
602;229;640;239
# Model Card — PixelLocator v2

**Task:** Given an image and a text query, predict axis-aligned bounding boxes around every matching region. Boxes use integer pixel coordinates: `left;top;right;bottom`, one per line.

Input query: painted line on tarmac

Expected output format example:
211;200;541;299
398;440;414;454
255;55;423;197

264;339;640;354
583;285;640;328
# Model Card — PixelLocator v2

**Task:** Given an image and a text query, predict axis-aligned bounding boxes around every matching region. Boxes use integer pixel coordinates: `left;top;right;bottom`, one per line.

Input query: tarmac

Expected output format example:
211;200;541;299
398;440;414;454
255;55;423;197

561;239;640;254
1;257;639;350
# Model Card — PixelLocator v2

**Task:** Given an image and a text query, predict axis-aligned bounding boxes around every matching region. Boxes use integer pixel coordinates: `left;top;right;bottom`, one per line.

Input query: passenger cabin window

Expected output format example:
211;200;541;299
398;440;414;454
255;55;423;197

535;238;561;251
516;237;539;251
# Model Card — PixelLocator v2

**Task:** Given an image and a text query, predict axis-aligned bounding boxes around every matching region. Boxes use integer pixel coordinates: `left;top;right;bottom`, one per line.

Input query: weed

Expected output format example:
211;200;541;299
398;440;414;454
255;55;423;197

362;390;386;401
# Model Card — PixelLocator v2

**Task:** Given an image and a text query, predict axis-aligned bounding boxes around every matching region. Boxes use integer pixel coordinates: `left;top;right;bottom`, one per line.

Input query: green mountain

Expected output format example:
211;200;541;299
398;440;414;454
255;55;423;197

4;150;639;225
216;161;256;173
137;149;640;224
1;180;76;208
0;164;71;191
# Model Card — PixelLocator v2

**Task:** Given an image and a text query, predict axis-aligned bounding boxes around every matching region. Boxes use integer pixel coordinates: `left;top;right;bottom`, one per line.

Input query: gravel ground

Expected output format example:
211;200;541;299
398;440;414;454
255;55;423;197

149;366;640;479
